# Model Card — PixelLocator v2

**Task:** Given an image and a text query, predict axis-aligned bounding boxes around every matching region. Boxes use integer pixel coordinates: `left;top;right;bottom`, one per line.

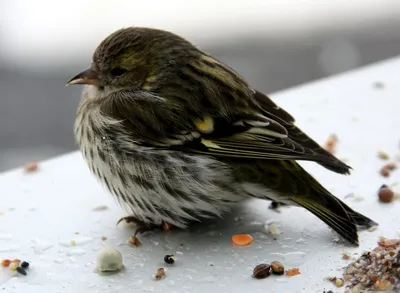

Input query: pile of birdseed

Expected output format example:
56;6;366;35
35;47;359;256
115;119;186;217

343;237;400;292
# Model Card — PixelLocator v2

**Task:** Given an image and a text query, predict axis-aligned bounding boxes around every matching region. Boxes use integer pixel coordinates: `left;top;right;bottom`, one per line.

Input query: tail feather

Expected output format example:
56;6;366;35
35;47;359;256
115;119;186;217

291;195;360;246
339;201;378;229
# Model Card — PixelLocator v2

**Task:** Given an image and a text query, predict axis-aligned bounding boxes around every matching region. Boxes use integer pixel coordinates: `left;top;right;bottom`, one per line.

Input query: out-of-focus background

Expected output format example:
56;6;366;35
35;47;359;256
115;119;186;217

0;0;399;172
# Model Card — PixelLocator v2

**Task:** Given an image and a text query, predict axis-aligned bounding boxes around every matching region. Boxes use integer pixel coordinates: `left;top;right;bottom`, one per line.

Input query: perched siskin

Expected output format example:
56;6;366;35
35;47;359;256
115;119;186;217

68;27;377;246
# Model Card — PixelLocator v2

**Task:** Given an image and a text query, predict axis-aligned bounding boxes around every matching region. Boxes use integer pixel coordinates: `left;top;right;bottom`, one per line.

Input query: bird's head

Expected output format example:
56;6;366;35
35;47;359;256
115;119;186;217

67;27;197;93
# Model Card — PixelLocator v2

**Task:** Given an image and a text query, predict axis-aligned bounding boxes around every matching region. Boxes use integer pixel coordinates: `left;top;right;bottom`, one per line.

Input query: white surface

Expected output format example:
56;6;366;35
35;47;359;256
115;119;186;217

0;57;400;293
2;0;400;71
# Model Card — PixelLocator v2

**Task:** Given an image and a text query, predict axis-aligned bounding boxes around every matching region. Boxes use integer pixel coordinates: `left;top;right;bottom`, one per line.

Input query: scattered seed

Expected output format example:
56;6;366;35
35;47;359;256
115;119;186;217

74;232;80;235
252;264;271;279
286;268;300;277
380;167;390;177
267;223;281;235
343;252;350;260
378;185;394;203
334;277;344;287
95;247;123;272
385;162;397;170
16;267;27;276
325;134;338;154
271;261;285;275
24;162;38;172
101;236;107;241
232;234;253;246
20;261;29;269
343;237;400;291
1;259;10;267
164;255;175;264
154;268;165;280
9;262;18;271
375;279;393;290
128;236;141;247
377;151;389;160
70;240;76;246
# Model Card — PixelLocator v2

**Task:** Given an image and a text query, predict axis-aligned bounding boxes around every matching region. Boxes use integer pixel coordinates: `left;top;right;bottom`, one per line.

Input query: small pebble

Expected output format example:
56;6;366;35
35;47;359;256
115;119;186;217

96;247;123;272
16;267;27;276
164;255;175;264
378;185;394;203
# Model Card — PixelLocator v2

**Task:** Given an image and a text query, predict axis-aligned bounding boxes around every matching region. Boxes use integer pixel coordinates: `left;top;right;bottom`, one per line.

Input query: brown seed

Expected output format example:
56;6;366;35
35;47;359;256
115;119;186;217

384;162;397;170
380;167;390;177
24;162;38;172
252;264;271;279
342;252;350;260
101;236;107;241
378;186;394;203
128;236;141;247
270;261;284;275
154;267;165;280
370;275;378;282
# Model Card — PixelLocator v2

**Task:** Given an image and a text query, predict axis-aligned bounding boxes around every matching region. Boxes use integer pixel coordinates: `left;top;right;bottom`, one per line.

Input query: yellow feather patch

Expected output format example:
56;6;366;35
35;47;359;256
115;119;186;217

194;116;214;133
201;139;221;149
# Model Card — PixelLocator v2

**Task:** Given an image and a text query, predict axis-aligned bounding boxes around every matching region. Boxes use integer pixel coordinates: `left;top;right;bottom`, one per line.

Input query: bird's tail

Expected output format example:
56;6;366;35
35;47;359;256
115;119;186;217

284;161;377;246
234;159;377;246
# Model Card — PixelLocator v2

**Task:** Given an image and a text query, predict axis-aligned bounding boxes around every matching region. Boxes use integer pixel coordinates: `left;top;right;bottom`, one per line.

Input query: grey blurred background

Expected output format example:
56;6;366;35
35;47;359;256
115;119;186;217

0;0;399;172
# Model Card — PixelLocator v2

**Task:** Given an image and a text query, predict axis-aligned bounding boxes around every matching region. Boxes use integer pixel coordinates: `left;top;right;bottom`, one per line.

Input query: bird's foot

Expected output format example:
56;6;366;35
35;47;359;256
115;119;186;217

117;215;173;236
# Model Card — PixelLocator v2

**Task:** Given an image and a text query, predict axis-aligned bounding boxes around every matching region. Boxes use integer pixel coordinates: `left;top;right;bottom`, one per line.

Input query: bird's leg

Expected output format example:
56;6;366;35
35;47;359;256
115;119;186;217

117;215;173;236
268;201;289;212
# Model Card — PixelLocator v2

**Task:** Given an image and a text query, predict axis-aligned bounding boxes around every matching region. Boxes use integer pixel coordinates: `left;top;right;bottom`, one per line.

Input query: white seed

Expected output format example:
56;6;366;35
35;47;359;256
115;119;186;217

96;247;123;272
267;223;281;235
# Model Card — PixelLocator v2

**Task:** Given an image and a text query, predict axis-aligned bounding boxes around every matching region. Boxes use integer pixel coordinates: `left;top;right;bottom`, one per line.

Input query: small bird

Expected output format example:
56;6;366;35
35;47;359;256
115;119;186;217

67;27;376;246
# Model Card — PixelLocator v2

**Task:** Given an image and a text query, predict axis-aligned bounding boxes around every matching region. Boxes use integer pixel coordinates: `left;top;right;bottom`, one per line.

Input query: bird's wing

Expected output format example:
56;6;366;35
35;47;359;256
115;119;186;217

101;90;350;174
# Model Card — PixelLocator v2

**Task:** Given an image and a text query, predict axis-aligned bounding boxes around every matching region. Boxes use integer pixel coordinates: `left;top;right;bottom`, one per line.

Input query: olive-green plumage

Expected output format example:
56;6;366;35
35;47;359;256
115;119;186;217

68;27;377;246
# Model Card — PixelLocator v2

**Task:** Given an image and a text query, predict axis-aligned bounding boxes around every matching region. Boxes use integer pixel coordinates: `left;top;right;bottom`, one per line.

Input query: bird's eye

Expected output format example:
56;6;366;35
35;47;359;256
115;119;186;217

110;67;128;77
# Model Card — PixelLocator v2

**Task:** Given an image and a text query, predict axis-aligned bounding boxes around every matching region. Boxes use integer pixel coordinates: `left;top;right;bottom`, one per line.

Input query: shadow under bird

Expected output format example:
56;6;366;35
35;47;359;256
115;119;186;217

67;27;377;246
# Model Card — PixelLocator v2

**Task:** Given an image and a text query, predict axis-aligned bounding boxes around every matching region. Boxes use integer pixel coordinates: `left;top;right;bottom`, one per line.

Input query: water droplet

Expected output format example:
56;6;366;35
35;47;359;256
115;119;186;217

66;248;87;256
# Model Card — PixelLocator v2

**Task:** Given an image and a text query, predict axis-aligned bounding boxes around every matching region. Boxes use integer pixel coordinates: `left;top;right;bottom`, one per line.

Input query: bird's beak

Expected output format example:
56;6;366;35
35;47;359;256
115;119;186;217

66;67;100;86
